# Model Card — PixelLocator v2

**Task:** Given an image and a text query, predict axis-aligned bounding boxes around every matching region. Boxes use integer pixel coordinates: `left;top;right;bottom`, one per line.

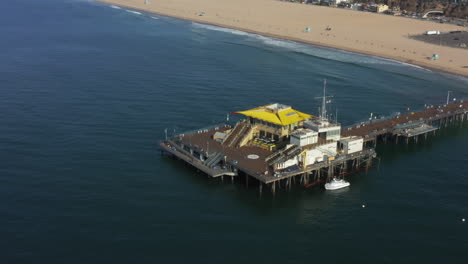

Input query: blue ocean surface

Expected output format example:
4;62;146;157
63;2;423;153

1;0;467;263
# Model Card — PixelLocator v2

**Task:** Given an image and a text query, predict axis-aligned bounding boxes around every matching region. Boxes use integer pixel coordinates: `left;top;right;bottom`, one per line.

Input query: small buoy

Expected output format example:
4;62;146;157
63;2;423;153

362;204;366;208
463;218;466;222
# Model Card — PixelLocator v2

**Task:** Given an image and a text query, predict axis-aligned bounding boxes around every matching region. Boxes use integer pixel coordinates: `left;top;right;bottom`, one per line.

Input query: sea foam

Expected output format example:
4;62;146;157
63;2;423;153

191;22;435;72
191;23;250;37
126;10;142;15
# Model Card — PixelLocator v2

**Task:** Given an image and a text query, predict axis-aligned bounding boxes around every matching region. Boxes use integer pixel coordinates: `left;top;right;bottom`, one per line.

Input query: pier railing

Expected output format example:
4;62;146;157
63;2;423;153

269;148;376;182
342;112;401;130
174;123;229;137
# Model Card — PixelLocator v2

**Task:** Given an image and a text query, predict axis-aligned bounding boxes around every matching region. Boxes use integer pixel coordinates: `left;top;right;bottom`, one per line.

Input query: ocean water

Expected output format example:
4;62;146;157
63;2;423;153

1;0;467;263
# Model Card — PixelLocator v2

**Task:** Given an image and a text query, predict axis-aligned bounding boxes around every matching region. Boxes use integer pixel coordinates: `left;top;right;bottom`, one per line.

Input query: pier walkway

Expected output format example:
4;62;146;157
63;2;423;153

342;100;468;141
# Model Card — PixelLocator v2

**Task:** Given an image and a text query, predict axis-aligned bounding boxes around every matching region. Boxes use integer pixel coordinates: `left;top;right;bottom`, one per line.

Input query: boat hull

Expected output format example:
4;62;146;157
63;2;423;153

324;180;350;190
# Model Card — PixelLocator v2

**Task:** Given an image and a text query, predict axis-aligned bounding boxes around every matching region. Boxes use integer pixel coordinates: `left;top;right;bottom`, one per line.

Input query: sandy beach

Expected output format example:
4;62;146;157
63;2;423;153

97;0;468;77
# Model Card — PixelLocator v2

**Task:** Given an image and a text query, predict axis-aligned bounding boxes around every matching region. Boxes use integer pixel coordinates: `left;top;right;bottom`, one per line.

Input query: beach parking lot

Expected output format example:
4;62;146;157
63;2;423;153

412;31;468;50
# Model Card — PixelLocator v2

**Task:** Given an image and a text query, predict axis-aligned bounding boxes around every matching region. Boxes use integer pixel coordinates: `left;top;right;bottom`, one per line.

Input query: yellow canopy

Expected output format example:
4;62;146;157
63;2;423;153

236;104;313;126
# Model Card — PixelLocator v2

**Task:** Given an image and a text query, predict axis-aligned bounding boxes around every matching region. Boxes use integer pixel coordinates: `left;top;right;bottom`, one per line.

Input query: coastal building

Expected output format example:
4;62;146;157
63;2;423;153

304;119;341;141
328;0;346;6
234;103;312;145
321;0;346;6
231;101;353;172
338;136;363;154
350;3;363;11
290;128;318;146
370;4;389;13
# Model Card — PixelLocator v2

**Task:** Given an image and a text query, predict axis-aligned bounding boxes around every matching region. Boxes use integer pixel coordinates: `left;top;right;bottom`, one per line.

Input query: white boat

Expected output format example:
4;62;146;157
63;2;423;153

325;178;350;190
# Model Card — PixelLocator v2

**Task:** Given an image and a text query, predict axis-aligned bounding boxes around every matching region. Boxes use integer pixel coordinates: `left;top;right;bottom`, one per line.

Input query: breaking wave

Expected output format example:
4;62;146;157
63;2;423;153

191;23;250;37
190;22;434;71
126;10;142;15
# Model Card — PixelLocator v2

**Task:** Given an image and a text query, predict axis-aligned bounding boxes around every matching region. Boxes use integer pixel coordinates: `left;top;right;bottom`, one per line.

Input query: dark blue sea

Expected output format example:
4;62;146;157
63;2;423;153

1;0;467;263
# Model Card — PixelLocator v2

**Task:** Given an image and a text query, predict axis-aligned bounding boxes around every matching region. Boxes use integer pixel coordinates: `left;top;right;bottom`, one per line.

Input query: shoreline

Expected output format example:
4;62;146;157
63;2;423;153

96;0;468;78
190;21;448;76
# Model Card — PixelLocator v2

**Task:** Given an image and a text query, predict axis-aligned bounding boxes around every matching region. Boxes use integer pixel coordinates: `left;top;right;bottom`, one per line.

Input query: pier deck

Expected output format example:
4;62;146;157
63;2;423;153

163;125;374;184
342;100;468;141
175;126;272;177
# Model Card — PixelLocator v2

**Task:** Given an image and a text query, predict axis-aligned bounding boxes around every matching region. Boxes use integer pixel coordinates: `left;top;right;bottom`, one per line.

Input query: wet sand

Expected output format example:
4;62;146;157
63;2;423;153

97;0;468;77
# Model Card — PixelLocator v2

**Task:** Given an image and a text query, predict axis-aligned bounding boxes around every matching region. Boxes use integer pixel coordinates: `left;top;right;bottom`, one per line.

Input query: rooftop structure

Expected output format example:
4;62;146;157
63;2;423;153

235;103;312;126
370;4;389;13
304;119;341;141
228;103;315;148
290;128;318;146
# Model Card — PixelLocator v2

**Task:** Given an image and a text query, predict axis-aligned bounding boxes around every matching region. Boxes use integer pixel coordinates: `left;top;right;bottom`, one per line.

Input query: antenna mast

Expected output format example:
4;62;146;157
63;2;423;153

315;79;334;121
335;108;338;123
322;79;327;121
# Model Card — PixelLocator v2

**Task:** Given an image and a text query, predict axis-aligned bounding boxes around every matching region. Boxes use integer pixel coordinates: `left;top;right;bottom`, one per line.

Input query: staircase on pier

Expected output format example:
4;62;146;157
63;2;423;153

204;152;224;168
265;144;302;166
223;121;249;148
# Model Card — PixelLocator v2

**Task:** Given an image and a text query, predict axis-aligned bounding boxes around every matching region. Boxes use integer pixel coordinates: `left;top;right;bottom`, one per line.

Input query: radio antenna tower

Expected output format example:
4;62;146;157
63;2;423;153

315;79;333;121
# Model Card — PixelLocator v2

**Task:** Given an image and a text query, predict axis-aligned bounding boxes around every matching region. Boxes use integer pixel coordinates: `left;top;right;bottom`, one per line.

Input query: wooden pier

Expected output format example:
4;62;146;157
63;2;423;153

342;100;468;144
160;100;467;195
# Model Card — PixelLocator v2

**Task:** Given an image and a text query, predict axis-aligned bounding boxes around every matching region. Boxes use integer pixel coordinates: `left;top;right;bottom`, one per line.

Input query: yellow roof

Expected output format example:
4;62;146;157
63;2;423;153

236;104;313;126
